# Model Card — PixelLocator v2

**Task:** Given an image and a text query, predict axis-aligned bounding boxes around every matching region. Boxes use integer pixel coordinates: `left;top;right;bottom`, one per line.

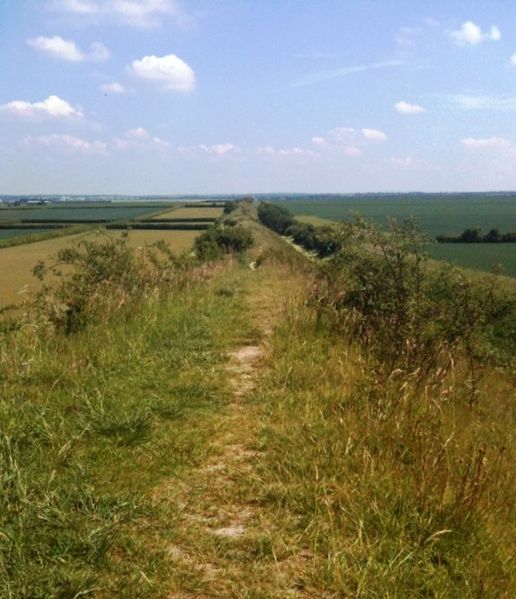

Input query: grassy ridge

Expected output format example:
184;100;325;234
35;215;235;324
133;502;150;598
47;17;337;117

253;269;515;597
0;262;254;597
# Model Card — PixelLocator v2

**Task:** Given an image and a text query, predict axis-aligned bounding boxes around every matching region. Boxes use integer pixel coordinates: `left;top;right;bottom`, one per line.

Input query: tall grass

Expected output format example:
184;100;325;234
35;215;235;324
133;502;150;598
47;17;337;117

0;233;255;596
253;223;515;597
256;294;514;596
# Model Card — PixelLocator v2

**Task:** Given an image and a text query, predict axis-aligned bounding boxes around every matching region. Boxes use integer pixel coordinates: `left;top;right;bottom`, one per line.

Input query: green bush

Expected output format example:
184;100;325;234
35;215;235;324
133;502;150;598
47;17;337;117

32;234;179;334
311;217;515;378
194;225;253;261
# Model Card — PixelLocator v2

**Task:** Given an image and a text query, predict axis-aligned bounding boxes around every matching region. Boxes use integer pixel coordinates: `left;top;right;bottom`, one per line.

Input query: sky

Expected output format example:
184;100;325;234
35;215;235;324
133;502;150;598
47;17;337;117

1;0;516;194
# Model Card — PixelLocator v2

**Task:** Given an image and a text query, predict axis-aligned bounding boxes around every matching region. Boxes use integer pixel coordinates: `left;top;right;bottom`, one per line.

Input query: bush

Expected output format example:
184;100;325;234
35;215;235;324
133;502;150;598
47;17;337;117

310;217;515;380
194;225;254;261
257;203;296;234
32;234;179;334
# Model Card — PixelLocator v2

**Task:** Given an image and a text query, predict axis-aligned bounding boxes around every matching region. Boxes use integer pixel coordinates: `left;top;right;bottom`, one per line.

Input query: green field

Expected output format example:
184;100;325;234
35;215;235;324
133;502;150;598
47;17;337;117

428;243;516;278
275;194;516;237
0;204;167;222
274;195;516;276
0;227;49;239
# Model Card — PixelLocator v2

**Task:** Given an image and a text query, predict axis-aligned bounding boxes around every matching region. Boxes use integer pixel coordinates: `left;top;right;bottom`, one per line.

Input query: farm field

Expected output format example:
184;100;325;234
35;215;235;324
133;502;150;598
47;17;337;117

0;227;49;240
0;204;166;222
428;243;516;278
151;206;224;219
0;228;200;305
275;195;516;277
104;229;199;251
275;195;516;237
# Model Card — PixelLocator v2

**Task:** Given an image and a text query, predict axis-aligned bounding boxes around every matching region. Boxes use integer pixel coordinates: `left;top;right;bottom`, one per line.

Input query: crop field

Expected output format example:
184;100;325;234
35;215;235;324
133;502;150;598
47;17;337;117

0;204;166;222
0;228;199;306
104;229;199;251
275;195;516;277
0;228;49;239
428;243;516;278
151;206;224;219
276;194;516;237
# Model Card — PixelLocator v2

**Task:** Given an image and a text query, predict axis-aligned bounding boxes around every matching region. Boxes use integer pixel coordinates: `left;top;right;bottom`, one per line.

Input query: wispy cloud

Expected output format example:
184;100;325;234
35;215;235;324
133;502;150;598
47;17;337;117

290;59;405;88
27;35;109;62
446;93;516;111
51;0;194;28
23;133;106;154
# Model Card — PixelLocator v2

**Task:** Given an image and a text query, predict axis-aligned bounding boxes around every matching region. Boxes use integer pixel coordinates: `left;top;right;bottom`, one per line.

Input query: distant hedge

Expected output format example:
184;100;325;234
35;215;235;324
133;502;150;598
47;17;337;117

437;228;516;243
258;202;340;257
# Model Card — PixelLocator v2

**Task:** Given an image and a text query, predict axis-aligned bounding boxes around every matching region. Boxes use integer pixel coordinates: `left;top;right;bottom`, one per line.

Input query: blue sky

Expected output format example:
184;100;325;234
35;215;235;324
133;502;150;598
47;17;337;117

1;0;516;194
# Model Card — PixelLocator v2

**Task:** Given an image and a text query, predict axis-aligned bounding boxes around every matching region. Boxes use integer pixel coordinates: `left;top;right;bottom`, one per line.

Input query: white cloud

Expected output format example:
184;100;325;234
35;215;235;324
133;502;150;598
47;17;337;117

129;54;195;92
27;35;109;62
311;136;326;146
24;133;106;154
291;60;405;88
395;100;426;114
510;54;516;67
328;127;355;140
258;146;317;158
126;127;150;139
100;82;126;94
447;94;516;111
200;143;237;156
52;0;193;28
89;41;110;62
361;128;387;141
345;146;363;157
460;137;513;150
115;127;169;149
0;95;82;118
451;21;500;46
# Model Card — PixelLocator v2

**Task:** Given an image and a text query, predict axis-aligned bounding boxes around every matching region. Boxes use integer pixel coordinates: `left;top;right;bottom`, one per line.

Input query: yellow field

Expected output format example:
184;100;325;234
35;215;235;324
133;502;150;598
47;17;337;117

0;229;199;306
296;214;338;227
151;206;224;219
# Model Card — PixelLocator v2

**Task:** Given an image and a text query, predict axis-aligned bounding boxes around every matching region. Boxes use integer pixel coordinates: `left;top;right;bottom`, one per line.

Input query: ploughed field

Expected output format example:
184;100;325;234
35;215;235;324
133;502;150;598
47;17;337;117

275;194;516;277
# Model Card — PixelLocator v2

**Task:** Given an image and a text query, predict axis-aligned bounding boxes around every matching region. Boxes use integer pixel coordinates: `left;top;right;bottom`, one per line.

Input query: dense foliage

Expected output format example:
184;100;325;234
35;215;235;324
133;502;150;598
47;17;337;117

437;227;516;243
311;217;516;373
194;224;254;260
258;202;340;257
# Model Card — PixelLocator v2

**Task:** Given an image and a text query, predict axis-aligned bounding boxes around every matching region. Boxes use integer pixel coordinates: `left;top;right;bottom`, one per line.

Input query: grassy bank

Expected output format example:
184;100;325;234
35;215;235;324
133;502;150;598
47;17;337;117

253;276;514;597
0;258;255;597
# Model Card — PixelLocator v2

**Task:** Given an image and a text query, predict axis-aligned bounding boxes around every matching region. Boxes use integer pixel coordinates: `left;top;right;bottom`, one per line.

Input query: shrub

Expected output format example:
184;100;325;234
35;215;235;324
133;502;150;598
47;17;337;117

32;234;179;334
310;217;515;380
194;225;254;261
257;203;296;234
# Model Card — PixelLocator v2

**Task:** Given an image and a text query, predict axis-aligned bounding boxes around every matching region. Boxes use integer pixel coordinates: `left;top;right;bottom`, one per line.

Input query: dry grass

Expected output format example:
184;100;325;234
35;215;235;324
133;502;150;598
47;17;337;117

0;229;199;305
296;213;338;227
152;207;224;219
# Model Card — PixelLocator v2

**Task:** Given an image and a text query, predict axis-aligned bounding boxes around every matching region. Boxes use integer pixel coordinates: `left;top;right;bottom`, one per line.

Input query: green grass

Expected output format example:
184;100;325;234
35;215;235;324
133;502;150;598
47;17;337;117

0;263;254;597
0;228;51;239
428;242;516;278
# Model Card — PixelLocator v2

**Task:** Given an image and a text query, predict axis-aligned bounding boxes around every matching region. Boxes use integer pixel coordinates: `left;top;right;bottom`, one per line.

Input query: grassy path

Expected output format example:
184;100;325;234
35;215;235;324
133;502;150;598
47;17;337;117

147;262;308;597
